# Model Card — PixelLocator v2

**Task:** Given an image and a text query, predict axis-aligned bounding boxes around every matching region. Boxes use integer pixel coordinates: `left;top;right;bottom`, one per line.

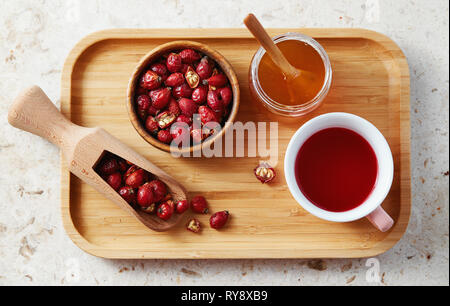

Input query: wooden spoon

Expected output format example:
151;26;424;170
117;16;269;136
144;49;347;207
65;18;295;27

244;14;315;104
8;86;186;232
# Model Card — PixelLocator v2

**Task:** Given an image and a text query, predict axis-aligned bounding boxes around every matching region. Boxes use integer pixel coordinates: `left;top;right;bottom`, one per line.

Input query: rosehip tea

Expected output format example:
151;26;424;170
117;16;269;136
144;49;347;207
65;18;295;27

294;127;378;212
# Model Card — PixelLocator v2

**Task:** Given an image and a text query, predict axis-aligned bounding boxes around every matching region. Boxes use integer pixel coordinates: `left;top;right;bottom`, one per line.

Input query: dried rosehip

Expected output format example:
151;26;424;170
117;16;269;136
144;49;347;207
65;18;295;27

210;211;230;229
180;49;201;64
185;66;200;89
141;203;156;214
207;90;224;113
156;111;176;129
218;87;232;108
186;218;201;233
119;186;136;204
145;116;159;135
165;72;185;87
147;179;168;203
196;56;213;80
150;87;171;109
178;98;198;118
166;53;182;73
157;202;173;220
99;158;119;175
137;183;155;207
176;114;192;126
117;159;128;172
140;70;162;90
150;62;169;81
254;163;276;184
176;200;189;214
136;95;151;112
191;196;208;214
192;85;208;104
107;172;122;191
157;130;172;144
204;73;228;87
198;105;218;124
168;98;181;116
125;168;147;189
173;83;193;99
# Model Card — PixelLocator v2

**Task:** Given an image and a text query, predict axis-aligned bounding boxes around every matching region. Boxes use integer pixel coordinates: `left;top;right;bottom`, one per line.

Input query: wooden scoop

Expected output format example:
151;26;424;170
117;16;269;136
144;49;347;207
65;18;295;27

244;14;315;104
8;86;186;232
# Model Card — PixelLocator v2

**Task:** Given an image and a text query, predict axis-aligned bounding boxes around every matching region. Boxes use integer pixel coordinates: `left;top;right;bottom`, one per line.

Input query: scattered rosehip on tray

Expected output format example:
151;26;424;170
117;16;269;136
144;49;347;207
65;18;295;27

254;163;276;184
134;48;233;146
191;195;209;214
187;218;201;233
210;211;230;229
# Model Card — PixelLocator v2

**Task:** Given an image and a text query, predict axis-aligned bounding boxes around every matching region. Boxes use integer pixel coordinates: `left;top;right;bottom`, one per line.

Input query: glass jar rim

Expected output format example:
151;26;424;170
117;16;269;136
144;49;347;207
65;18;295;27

250;32;332;114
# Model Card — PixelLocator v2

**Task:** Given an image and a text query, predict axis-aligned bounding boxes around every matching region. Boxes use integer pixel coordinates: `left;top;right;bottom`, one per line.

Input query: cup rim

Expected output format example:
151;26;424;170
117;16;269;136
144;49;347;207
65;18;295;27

284;112;394;222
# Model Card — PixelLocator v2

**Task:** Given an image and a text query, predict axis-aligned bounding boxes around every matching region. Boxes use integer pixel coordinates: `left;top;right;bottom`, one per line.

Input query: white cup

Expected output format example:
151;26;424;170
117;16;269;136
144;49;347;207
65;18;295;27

284;112;394;232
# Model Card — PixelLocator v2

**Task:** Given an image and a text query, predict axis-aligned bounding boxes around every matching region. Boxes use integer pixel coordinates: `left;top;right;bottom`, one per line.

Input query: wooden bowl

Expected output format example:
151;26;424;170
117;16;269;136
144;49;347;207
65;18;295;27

127;41;240;153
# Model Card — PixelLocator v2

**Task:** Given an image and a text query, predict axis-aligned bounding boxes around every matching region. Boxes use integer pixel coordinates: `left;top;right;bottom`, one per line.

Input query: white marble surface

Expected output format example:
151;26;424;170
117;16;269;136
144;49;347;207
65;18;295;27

0;0;448;286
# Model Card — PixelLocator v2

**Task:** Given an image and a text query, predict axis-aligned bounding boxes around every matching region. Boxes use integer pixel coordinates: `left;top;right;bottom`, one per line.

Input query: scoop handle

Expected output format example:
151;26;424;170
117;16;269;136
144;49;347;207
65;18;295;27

366;206;394;232
8;86;82;148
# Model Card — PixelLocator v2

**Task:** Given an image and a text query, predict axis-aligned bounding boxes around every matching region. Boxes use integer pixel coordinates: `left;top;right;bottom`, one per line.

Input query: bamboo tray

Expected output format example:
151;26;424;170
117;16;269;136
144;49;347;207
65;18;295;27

61;29;411;259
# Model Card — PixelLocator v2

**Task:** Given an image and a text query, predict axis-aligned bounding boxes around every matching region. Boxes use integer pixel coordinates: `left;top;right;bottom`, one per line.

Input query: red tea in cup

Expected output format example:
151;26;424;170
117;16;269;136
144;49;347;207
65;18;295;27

294;127;378;212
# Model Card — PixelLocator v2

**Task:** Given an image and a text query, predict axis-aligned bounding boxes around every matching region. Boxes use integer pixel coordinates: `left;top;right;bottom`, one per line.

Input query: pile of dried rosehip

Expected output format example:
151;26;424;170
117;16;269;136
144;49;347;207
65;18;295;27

95;152;177;221
134;48;233;145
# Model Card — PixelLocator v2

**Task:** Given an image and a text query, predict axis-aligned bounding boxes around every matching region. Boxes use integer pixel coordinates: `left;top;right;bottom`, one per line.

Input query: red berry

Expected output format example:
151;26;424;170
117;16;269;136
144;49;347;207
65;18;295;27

173;83;193;99
145;116;159;135
196;56;213;80
205;73;228;87
150;87;171;109
157;202;173;220
99;158;119;175
180;49;201;64
137;183;155;207
157;130;172;144
119;186;136;204
186;218;201;233
176;200;189;214
254;163;276;184
140;70;162;90
165;72;185;87
176;114;192;126
166;53;182;73
191;196;208;214
125;168;147;189
210;211;230;229
178;98;198;118
167;98;181;116
147;179;168;203
150;62;169;81
156;111;176;129
218;87;232;108
198;105;218;124
107;172;122;191
207;90;224;113
136;95;151;112
192;86;208;104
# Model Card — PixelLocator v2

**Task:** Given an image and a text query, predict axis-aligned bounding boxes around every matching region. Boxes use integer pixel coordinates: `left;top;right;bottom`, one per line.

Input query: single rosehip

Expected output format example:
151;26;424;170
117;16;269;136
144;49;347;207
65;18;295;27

145;116;159;135
185;66;200;89
218;87;232;108
204;73;228;87
178;98;198;118
192;85;208;104
147;179;168;203
176;114;193;126
254;163;276;184
167;98;181;116
124;165;138;179
210;211;230;229
125;168;147;189
157;130;172;144
150;87;171;109
176;200;189;214
165;72;185;87
186;218;201;233
196;56;214;80
191;196;208;214
166;53;182;73
173;83;193;99
207;90;224;113
99;158;119;175
140;70;162;90
150;62;169;81
198;105;218;124
136;95;151;112
157;202;173;220
119;186;136;204
179;49;201;64
107;172;122;191
137;183;155;207
156;111;176;129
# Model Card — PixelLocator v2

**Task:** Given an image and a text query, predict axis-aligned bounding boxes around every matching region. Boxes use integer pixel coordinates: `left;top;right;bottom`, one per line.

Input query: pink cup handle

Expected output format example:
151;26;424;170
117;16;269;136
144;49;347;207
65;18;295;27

366;206;394;232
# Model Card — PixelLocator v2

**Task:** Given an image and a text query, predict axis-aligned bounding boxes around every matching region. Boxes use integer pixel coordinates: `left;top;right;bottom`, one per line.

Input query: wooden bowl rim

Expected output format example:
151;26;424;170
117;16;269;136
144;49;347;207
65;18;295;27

127;40;240;154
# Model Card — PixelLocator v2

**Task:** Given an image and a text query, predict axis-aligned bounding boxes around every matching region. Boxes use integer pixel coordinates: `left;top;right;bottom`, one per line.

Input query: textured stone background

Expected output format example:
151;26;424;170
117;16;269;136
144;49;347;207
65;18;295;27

0;0;448;286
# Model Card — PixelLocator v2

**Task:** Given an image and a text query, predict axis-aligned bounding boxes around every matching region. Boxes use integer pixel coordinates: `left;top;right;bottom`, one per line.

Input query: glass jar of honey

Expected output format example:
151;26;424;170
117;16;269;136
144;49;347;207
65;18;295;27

249;32;332;117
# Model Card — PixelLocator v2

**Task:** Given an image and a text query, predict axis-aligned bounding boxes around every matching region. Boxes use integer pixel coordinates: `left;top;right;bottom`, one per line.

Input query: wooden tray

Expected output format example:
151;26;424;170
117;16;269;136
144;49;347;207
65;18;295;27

60;29;411;259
